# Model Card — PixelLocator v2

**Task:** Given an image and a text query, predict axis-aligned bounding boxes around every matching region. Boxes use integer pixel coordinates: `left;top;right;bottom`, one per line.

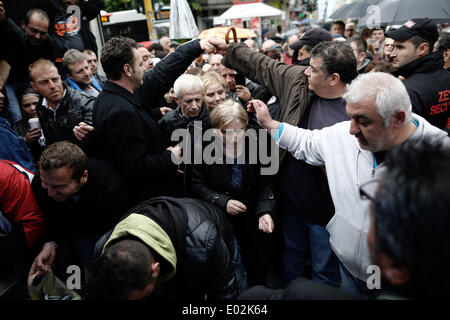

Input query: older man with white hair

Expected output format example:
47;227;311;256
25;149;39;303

247;72;449;299
159;74;211;196
159;74;210;139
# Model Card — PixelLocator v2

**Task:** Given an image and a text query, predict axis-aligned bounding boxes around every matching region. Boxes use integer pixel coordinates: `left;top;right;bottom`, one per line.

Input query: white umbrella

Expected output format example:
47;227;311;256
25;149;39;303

169;0;199;39
219;3;284;20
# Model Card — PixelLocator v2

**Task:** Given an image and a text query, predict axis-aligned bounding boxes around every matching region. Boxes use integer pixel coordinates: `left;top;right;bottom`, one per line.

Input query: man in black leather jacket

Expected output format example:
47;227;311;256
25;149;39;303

87;197;239;300
30;59;95;149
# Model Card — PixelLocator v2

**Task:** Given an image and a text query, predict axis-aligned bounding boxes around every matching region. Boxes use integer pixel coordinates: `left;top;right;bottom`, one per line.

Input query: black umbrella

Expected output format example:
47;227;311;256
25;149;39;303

330;0;381;20
358;0;450;27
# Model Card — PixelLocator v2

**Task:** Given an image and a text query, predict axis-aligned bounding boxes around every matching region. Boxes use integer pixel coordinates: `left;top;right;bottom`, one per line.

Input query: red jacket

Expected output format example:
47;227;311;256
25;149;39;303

0;160;45;253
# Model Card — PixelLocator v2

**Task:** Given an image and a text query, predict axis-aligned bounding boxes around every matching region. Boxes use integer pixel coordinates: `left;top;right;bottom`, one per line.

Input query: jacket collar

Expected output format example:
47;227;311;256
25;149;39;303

393;51;444;79
102;81;142;108
175;104;209;123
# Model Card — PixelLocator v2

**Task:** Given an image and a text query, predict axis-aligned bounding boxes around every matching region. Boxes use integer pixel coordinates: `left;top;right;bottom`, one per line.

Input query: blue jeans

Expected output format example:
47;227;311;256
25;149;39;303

339;262;380;300
232;237;250;293
5;82;29;124
282;206;340;288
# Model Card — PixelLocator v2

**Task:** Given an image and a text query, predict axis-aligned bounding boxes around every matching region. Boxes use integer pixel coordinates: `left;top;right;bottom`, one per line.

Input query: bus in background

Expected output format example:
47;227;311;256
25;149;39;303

100;7;170;44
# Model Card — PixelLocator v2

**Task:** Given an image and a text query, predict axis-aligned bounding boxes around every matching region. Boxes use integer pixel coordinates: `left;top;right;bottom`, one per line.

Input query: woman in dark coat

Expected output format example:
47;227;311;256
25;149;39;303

191;99;278;287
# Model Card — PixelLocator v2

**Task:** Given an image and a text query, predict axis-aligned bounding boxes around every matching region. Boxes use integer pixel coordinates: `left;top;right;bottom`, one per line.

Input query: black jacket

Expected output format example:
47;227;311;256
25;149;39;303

94;197;239;300
393;51;450;132
90;81;177;205
191;121;276;221
159;104;211;144
159;105;211;196
31;158;130;243
90;40;205;204
0;17;55;83
36;85;94;148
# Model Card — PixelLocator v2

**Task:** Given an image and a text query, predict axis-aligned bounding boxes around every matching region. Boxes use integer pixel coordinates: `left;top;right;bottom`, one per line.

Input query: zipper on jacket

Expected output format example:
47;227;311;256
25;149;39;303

372;153;377;178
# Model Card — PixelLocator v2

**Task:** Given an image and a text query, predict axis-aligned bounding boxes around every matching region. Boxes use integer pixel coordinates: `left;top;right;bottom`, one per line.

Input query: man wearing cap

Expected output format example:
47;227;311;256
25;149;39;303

387;18;450;132
290;28;333;66
209;34;358;288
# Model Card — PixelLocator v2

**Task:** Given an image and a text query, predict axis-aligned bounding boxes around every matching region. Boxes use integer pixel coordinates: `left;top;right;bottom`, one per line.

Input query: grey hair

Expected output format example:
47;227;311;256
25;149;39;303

343;72;412;127
173;74;204;98
62;49;87;71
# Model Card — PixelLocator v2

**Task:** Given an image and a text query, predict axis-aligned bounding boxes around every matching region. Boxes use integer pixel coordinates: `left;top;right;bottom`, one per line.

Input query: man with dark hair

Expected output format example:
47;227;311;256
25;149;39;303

210;38;357;288
62;49;102;97
87;197;239;300
240;138;450;300
0;89;37;172
367;138;450;299
437;35;450;71
137;45;153;72
28;141;130;286
387;18;450;132
247;71;448;298
371;27;385;57
348;35;372;74
0;5;54;124
91;36;217;205
345;22;356;39
82;49;106;86
331;21;345;37
290;28;332;66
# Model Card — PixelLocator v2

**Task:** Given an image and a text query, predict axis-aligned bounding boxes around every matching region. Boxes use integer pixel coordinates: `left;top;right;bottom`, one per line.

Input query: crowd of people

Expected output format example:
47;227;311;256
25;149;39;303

0;0;449;301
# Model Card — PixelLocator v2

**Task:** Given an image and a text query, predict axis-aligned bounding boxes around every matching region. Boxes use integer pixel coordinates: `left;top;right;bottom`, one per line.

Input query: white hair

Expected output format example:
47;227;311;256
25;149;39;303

173;74;204;98
343;72;412;127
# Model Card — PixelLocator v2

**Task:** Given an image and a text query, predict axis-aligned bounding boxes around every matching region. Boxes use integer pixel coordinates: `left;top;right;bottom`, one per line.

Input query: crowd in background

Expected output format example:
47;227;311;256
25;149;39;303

0;0;449;301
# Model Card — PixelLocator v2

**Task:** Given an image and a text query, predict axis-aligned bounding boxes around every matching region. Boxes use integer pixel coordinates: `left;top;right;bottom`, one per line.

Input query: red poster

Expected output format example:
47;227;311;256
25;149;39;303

251;17;260;30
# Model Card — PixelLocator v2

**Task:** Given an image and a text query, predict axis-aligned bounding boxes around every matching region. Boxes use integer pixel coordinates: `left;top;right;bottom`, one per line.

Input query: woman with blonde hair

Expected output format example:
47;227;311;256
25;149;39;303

201;71;227;111
191;99;279;288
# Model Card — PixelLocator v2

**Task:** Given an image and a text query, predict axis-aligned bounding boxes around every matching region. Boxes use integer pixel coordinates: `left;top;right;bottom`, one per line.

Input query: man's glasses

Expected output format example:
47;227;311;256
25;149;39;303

26;26;48;37
359;179;382;202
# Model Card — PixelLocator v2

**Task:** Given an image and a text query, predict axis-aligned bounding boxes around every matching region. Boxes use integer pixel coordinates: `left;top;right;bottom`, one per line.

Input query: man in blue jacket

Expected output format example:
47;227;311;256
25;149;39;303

62;49;102;97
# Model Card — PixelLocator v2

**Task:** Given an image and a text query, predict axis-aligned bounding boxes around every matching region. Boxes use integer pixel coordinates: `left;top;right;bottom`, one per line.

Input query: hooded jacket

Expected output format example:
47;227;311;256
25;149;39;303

393;51;450;132
94;197;239;300
275;114;449;282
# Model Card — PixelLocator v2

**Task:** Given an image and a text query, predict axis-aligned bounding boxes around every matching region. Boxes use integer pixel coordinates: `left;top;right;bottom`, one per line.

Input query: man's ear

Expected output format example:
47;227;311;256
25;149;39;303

391;110;407;128
20;20;26;31
123;64;132;78
328;73;340;87
443;49;450;62
30;81;37;91
359;51;366;62
80;169;88;184
151;261;160;279
416;42;430;57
